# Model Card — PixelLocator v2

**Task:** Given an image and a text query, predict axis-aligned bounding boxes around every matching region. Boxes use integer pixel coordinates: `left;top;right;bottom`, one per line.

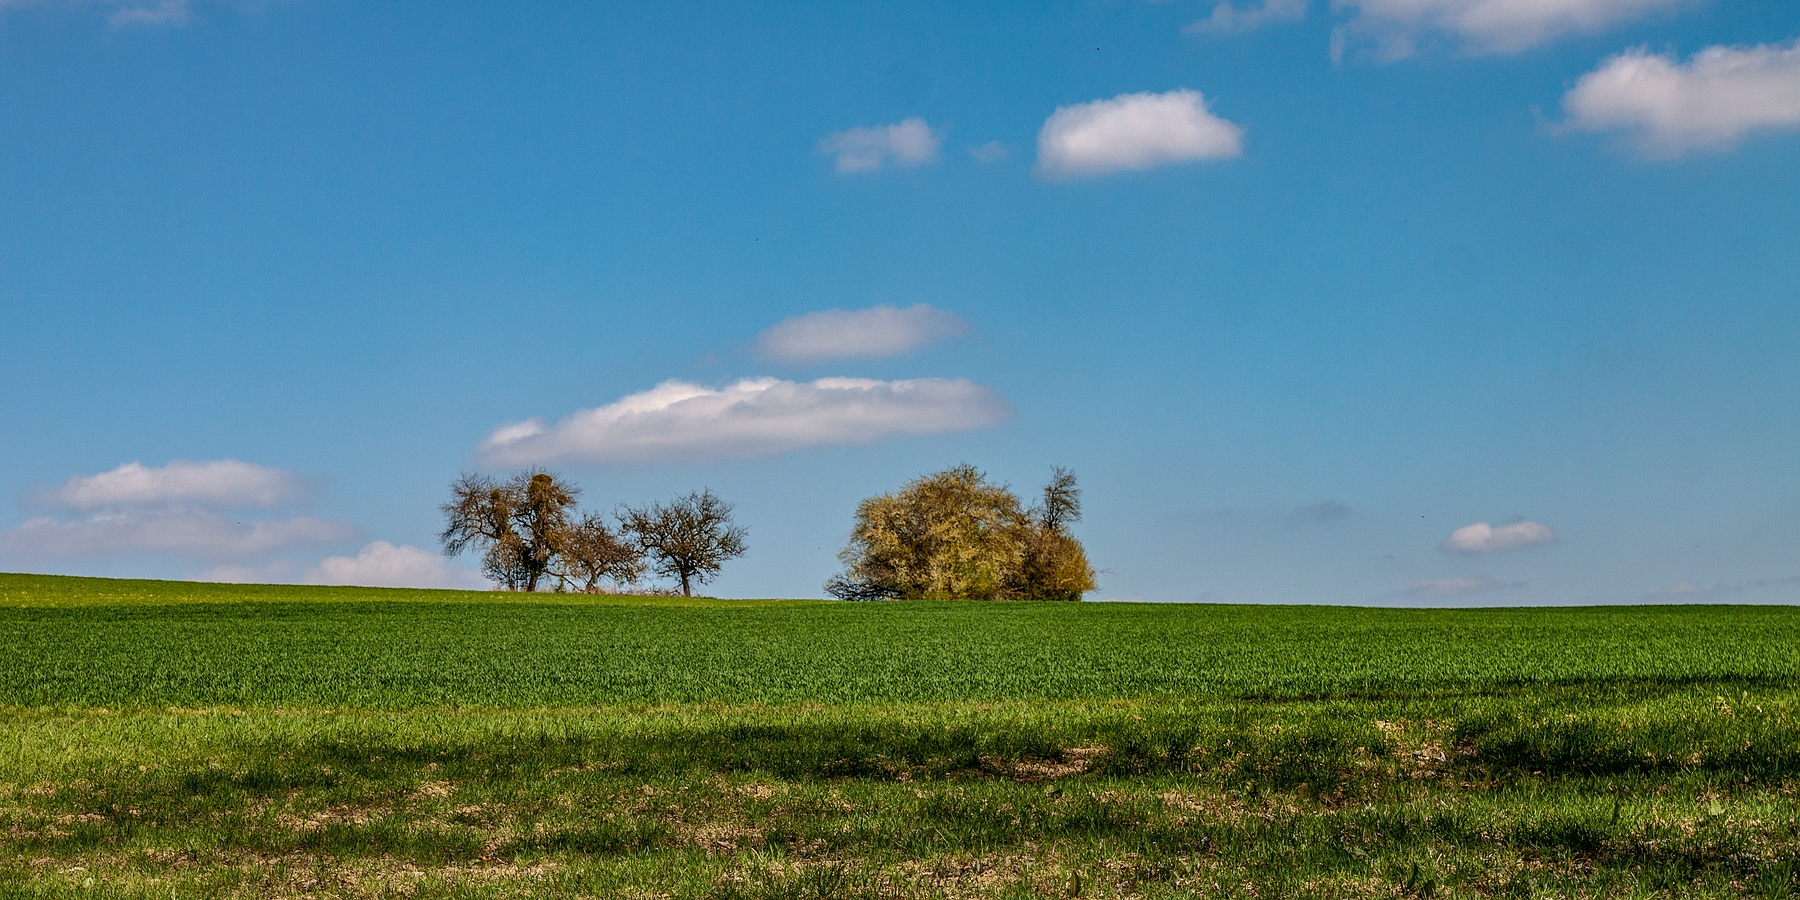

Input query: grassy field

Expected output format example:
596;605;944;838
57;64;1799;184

2;573;1798;898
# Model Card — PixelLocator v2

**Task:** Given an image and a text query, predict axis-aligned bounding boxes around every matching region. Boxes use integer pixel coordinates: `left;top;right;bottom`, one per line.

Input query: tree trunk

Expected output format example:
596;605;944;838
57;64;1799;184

680;571;691;597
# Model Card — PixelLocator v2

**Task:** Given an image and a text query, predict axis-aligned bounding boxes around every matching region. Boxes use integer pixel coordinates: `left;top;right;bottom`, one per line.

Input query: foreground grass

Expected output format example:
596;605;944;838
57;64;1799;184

2;574;1798;898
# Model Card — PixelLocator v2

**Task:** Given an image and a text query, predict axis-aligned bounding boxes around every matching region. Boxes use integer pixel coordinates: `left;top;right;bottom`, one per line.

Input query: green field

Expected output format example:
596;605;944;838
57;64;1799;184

2;573;1797;898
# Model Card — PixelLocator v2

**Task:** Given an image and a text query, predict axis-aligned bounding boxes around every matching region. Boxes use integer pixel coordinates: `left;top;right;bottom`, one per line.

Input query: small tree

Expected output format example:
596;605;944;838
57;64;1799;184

827;465;1095;601
1015;467;1096;602
439;471;579;591
620;489;747;597
555;512;644;592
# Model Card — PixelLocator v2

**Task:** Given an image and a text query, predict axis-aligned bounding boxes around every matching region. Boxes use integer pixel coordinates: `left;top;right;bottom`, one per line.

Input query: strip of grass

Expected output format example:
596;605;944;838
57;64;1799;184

2;574;1798;898
3;574;1798;708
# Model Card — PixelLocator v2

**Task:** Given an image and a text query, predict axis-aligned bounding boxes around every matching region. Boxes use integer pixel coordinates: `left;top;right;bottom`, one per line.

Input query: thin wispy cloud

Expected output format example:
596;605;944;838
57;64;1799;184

819;118;942;173
0;0;193;27
109;0;187;27
478;377;1012;466
1332;0;1692;61
1;509;355;560
1561;41;1800;157
1294;499;1348;521
1641;575;1800;602
1189;0;1309;35
1036;89;1243;180
1401;574;1524;598
1440;520;1556;553
754;304;970;364
41;459;310;511
968;141;1010;163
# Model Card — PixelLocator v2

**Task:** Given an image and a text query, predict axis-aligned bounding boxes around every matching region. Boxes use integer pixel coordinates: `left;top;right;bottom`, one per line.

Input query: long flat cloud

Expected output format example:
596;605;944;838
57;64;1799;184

1562;41;1800;156
1401;574;1524;598
42;459;310;511
1;509;356;560
754;304;970;363
1036;90;1243;180
1333;0;1691;59
478;377;1012;466
0;0;192;28
1440;520;1556;553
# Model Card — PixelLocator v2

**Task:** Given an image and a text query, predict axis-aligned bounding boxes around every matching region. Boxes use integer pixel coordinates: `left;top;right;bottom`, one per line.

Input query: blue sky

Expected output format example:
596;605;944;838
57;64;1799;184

2;0;1797;604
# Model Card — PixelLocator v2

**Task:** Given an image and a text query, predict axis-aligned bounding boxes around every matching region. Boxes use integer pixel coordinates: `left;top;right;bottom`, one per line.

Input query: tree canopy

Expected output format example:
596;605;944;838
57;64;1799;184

439;471;578;592
440;473;742;594
826;465;1097;601
620;489;748;598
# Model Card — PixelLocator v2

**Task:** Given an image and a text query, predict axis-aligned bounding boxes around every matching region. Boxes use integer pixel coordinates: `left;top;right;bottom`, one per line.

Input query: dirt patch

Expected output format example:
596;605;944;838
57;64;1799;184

994;747;1107;782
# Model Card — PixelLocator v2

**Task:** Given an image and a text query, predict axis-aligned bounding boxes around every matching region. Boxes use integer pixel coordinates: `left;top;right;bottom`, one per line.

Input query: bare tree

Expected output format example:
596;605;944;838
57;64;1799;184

439;471;579;591
1035;466;1081;532
620;489;747;597
555;511;643;592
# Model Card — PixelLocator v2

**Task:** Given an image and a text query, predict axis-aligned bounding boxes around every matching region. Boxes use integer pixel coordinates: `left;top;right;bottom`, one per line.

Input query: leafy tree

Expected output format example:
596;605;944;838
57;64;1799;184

620;489;748;597
554;511;644;592
439;471;579;591
1015;467;1096;602
827;465;1096;601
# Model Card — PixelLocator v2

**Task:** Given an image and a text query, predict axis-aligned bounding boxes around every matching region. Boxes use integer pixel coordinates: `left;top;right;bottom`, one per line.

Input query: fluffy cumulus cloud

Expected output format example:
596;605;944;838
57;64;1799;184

819;118;941;173
1439;520;1556;553
304;541;491;590
42;459;309;511
754;304;970;364
1;459;353;561
478;377;1012;466
1401;574;1524;598
1;509;355;560
1332;0;1691;60
1189;0;1309;35
1036;90;1243;180
1561;41;1800;156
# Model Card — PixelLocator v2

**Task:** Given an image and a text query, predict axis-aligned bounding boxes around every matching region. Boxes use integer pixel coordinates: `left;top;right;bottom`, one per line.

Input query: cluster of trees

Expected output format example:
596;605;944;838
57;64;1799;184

440;472;746;596
826;465;1097;601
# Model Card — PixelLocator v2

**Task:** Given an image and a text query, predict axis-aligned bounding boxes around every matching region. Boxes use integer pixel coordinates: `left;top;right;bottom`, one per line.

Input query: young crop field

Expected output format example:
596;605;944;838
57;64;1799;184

2;572;1798;898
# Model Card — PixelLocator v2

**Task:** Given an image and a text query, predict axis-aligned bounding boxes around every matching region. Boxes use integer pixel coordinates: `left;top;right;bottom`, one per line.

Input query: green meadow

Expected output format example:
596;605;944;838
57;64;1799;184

2;573;1798;898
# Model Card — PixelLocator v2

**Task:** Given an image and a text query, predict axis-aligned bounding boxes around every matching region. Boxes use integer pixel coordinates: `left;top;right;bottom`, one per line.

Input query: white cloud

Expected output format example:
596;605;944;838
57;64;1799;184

1561;41;1800;156
1189;0;1309;35
1036;89;1244;180
0;509;356;560
819;118;942;173
1401;574;1523;597
4;459;351;563
1332;0;1690;60
968;141;1010;163
478;376;1012;466
304;541;491;590
42;459;309;511
754;304;971;363
0;0;192;27
1440;520;1556;553
108;0;186;27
